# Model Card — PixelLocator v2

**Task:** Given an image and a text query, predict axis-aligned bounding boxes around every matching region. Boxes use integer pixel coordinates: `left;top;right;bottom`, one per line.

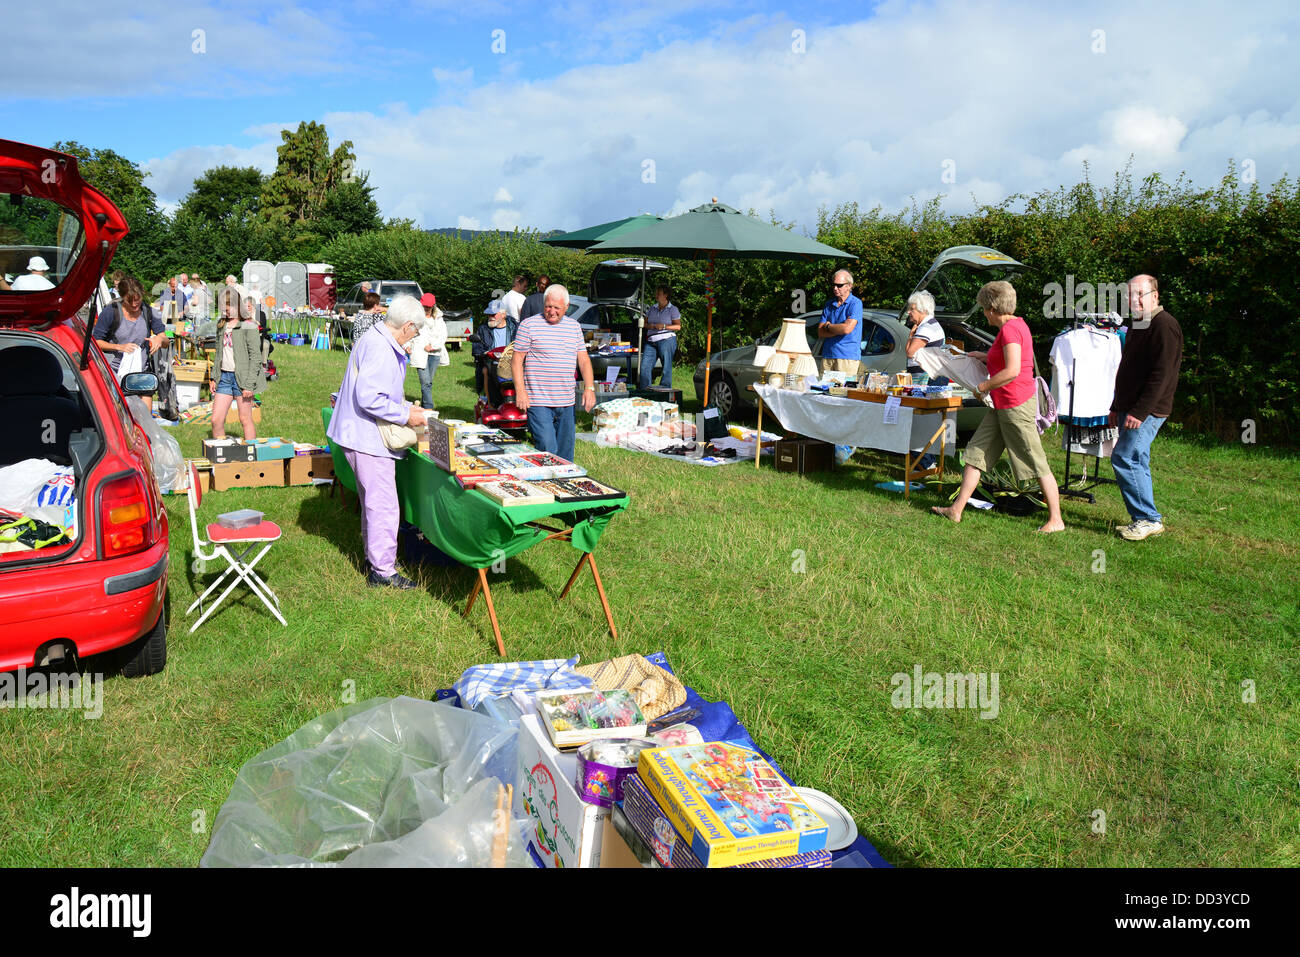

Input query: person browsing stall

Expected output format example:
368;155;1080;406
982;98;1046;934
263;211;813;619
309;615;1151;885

326;295;430;590
931;280;1065;533
638;284;681;389
93;276;166;410
818;269;862;376
210;293;264;442
1108;274;1183;541
409;292;448;410
520;274;550;322
512;284;596;463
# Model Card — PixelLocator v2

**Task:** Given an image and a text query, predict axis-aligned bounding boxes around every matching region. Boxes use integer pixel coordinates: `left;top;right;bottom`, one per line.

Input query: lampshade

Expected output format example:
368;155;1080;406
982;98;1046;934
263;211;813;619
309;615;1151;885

771;317;812;355
789;354;818;378
764;353;791;374
752;345;775;367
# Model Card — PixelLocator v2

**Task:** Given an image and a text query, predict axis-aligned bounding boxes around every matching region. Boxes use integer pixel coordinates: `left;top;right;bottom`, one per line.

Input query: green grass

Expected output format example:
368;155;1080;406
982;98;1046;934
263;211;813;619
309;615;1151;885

1;343;1297;867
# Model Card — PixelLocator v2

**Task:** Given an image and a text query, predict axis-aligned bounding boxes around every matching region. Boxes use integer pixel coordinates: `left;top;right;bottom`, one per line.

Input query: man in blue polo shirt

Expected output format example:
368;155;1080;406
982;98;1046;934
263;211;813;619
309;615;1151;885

818;269;862;376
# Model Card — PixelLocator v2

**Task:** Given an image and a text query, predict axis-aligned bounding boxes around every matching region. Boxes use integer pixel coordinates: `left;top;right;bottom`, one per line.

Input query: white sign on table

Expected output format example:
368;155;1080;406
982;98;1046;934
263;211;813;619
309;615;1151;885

882;396;902;425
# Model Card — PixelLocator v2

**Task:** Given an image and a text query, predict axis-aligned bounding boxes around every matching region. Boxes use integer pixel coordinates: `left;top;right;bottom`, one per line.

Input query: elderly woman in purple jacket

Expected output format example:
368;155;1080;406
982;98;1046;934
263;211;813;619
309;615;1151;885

326;295;429;589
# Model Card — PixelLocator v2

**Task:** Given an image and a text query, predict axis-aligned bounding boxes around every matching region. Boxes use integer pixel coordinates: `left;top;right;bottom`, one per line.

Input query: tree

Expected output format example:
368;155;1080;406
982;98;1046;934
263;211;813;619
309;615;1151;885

260;121;357;227
51;140;170;280
178;166;265;223
314;174;383;239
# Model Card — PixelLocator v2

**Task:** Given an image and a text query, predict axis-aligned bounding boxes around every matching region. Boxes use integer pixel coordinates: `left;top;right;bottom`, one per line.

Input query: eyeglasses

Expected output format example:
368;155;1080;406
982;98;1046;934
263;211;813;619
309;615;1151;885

832;282;851;288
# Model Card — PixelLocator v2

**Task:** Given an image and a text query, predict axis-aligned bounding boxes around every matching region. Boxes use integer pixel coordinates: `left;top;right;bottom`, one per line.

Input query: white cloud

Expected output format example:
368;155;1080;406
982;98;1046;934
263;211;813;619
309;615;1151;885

134;0;1300;231
457;215;482;229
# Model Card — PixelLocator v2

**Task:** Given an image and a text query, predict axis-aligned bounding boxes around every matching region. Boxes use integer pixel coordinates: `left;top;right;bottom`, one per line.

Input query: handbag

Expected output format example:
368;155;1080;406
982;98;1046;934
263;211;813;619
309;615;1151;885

377;421;420;451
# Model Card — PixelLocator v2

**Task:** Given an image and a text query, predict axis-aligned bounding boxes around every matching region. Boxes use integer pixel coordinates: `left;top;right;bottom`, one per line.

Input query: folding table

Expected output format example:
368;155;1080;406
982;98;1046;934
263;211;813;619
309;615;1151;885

322;409;628;655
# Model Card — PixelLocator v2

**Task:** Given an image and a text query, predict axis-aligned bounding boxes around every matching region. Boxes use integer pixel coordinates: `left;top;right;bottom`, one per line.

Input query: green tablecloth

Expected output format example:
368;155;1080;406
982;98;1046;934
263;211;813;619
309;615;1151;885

322;408;628;569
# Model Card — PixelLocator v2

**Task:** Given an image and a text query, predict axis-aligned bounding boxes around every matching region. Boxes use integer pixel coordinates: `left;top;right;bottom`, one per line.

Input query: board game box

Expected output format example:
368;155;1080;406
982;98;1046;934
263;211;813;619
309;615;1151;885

636;742;829;867
535;689;647;749
620;773;831;868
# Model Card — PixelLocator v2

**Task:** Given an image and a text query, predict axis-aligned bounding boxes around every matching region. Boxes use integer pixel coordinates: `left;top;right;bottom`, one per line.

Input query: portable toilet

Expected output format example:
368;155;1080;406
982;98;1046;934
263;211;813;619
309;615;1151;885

307;263;336;311
274;261;308;310
243;260;275;299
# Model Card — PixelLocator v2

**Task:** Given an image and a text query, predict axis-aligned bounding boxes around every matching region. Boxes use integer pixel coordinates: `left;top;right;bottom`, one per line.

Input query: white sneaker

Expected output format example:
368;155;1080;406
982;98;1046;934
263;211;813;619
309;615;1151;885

1118;520;1164;541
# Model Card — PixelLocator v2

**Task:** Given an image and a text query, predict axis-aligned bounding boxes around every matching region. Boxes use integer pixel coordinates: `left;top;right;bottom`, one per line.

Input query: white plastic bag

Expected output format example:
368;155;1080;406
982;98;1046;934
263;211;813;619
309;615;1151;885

200;696;527;868
116;346;143;380
126;395;183;492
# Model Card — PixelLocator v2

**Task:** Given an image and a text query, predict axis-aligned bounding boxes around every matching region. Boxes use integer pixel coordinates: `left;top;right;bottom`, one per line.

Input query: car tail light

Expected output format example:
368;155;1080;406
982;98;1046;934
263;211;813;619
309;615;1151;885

100;474;156;558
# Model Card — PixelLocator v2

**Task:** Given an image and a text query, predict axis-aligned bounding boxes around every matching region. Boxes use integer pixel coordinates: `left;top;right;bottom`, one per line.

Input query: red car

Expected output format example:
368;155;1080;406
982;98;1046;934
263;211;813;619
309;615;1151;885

0;139;169;676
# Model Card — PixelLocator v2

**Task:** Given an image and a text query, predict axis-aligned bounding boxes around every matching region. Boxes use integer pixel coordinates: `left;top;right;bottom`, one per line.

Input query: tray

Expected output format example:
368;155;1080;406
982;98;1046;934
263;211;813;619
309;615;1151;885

845;389;963;409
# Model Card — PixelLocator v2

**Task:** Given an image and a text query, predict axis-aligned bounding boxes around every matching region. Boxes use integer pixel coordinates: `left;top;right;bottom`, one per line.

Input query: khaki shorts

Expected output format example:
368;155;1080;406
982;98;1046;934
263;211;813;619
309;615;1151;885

821;358;861;375
963;397;1051;481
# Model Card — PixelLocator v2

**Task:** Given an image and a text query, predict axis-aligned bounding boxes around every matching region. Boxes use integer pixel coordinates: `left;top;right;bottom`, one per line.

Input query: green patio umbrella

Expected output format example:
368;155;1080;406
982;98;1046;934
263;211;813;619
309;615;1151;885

587;200;856;402
540;213;663;249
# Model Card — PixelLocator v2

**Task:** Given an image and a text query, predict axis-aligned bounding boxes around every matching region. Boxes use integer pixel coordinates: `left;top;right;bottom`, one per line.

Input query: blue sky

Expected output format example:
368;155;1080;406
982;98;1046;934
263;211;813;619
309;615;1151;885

3;0;1297;232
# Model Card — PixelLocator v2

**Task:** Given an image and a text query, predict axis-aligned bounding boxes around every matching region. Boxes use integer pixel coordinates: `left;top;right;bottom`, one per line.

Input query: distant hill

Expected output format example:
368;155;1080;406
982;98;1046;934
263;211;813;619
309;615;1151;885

425;227;564;241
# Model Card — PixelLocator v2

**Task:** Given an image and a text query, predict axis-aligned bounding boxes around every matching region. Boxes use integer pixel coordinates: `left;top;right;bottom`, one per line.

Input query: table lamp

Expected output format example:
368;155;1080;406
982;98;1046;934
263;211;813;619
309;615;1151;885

764;352;788;388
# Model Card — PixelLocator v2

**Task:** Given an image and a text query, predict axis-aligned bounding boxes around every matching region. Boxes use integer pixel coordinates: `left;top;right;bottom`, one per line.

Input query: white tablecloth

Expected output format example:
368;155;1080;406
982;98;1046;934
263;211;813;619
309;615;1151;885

754;384;956;455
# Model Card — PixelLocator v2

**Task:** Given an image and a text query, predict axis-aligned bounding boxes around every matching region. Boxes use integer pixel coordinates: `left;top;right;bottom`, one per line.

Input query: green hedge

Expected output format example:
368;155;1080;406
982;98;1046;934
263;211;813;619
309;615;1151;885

320;167;1299;444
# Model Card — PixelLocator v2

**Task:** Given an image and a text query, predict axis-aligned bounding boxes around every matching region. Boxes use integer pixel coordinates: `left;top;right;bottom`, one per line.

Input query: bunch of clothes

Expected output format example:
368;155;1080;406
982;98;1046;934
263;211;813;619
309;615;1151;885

0;458;76;554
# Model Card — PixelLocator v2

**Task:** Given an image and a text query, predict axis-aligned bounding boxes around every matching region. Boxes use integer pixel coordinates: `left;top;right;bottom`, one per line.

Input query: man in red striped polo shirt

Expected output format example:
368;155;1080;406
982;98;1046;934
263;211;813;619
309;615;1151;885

512;284;596;462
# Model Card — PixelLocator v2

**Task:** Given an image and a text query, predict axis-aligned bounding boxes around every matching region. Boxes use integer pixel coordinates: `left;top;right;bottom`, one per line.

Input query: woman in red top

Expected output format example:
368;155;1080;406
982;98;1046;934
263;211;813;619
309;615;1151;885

932;281;1064;532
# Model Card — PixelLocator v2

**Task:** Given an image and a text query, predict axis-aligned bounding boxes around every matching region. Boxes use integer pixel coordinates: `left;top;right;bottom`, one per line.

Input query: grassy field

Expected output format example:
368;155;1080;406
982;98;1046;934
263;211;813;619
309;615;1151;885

1;342;1297;867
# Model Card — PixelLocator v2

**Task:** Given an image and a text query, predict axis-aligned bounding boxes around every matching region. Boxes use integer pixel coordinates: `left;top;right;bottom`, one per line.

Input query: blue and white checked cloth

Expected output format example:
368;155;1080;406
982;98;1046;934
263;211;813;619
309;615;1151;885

453;656;592;711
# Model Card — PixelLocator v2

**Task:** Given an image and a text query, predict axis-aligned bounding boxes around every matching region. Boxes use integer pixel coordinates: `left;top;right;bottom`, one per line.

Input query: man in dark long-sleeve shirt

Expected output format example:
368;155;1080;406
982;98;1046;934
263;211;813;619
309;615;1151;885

1109;274;1183;541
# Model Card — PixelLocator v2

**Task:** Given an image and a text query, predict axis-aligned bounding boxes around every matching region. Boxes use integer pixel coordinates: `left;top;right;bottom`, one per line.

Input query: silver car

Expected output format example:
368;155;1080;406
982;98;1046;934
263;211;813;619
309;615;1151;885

693;245;1029;433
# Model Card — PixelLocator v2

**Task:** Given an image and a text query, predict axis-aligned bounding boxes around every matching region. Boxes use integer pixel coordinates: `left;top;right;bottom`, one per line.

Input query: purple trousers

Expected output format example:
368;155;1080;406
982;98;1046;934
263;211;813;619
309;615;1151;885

344;448;399;578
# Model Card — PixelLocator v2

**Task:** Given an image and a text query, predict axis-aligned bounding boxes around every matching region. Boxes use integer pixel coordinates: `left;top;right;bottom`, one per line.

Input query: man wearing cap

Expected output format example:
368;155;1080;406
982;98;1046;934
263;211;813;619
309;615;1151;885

11;256;55;291
471;300;518;395
512;284;596;462
409;292;448;409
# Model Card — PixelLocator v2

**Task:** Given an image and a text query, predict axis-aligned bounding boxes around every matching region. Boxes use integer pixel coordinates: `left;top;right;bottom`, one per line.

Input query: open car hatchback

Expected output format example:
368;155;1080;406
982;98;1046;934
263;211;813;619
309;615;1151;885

0;139;169;676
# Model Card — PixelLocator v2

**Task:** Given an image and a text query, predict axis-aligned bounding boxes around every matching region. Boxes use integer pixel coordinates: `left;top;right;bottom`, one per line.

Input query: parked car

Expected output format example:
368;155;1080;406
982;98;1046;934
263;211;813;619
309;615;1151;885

693;245;1030;432
338;279;474;348
578;259;669;384
336;279;424;316
0;139;169;676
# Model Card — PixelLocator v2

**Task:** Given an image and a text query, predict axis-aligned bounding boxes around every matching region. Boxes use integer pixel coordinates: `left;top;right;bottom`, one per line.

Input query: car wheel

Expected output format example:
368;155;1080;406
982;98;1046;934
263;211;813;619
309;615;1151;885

119;597;168;678
707;374;738;419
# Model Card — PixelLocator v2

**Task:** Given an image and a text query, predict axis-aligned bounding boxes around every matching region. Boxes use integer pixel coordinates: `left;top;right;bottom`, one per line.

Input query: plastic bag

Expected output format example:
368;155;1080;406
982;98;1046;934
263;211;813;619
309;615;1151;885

200;696;528;868
127;395;183;493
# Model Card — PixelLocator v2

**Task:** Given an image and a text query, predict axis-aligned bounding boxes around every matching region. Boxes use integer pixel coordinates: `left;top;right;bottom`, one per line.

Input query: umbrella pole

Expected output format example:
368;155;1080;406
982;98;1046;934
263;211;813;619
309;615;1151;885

703;252;715;404
636;256;646;388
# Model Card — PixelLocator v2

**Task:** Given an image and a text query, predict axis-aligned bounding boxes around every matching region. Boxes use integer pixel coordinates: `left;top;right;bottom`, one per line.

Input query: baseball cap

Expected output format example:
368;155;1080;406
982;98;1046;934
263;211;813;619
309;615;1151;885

420;293;437;307
484;298;503;314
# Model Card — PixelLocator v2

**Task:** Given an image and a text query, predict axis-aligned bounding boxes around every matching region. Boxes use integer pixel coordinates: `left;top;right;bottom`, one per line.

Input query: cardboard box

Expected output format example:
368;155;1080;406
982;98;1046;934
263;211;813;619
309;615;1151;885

203;438;256;465
210;462;286;491
285;453;335;485
774;438;833;475
516;714;608;869
248;437;295;461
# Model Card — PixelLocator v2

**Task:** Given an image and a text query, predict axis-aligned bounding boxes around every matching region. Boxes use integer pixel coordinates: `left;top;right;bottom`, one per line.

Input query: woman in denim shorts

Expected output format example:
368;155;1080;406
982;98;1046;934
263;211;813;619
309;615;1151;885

211;292;265;440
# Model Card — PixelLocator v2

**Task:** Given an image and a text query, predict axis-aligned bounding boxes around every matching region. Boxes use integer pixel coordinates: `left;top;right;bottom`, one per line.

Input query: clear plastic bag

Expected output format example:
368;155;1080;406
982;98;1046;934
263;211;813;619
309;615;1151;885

200;696;527;868
127;395;183;493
